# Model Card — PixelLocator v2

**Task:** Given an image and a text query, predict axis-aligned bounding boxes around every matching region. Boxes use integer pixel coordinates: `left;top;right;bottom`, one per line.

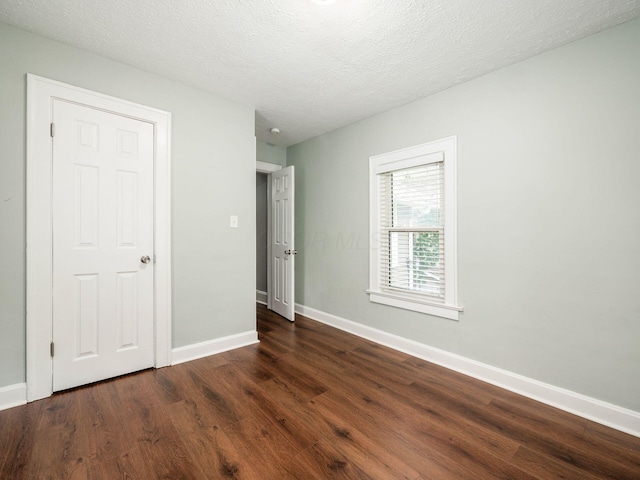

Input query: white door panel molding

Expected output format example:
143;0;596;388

52;101;155;390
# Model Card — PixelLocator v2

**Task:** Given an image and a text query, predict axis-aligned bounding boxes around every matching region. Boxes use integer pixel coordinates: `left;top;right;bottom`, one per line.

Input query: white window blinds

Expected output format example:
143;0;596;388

378;161;445;301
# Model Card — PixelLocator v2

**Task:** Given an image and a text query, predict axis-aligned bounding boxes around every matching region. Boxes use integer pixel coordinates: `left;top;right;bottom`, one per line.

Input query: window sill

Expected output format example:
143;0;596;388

366;290;462;321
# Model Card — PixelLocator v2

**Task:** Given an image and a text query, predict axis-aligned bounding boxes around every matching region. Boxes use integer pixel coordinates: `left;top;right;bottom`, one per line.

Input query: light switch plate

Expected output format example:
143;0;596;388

230;215;238;228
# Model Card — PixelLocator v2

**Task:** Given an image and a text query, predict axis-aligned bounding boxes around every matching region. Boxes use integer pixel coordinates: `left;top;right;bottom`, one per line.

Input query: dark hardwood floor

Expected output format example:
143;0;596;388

2;304;639;479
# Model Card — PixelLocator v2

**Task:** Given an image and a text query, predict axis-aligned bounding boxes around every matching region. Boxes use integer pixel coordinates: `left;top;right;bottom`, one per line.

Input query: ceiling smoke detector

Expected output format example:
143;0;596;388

270;127;281;135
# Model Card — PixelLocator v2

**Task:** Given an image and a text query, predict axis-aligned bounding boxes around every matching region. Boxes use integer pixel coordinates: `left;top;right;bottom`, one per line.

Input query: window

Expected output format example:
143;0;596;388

368;136;462;320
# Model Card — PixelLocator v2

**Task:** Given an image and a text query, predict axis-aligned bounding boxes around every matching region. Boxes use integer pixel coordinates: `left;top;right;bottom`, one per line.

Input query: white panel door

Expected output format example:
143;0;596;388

269;166;295;321
52;99;155;391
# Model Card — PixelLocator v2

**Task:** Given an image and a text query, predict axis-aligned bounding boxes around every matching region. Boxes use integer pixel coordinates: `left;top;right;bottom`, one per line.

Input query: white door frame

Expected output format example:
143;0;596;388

256;161;282;311
26;74;172;401
256;161;281;174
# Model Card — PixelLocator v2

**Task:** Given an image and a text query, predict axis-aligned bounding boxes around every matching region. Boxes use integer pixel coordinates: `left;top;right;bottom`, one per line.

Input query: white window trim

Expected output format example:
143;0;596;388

26;74;172;401
368;136;462;321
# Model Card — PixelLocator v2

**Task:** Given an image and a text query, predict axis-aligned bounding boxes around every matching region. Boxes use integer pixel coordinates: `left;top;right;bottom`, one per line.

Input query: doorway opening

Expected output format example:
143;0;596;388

256;171;269;305
255;161;295;322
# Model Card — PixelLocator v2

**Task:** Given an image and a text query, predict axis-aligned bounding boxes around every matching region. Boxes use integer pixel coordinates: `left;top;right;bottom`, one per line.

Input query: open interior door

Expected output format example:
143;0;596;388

268;166;295;321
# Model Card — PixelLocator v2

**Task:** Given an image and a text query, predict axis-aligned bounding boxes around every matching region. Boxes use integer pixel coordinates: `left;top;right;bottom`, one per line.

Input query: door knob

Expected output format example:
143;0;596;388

141;255;151;264
284;250;298;255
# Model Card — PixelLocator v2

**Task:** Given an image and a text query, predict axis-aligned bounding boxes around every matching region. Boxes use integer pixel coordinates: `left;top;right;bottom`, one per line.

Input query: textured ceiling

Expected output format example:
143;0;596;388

1;0;639;146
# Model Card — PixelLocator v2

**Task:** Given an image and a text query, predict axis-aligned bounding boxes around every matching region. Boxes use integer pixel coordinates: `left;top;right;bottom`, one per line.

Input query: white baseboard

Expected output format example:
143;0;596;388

171;330;259;366
0;383;27;411
295;303;640;438
256;289;268;305
0;331;259;411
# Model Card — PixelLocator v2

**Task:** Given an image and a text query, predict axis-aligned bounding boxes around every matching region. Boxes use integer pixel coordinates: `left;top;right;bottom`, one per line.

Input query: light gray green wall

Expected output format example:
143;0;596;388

0;22;256;388
257;141;287;167
255;141;286;292
287;19;640;412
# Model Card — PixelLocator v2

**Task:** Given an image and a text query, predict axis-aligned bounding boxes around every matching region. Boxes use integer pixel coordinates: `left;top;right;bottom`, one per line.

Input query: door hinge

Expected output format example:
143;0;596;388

50;341;54;357
50;122;55;138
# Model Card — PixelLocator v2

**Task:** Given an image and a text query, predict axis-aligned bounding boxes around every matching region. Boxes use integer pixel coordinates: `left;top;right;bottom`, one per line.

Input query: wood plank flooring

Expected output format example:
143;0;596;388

2;303;639;479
